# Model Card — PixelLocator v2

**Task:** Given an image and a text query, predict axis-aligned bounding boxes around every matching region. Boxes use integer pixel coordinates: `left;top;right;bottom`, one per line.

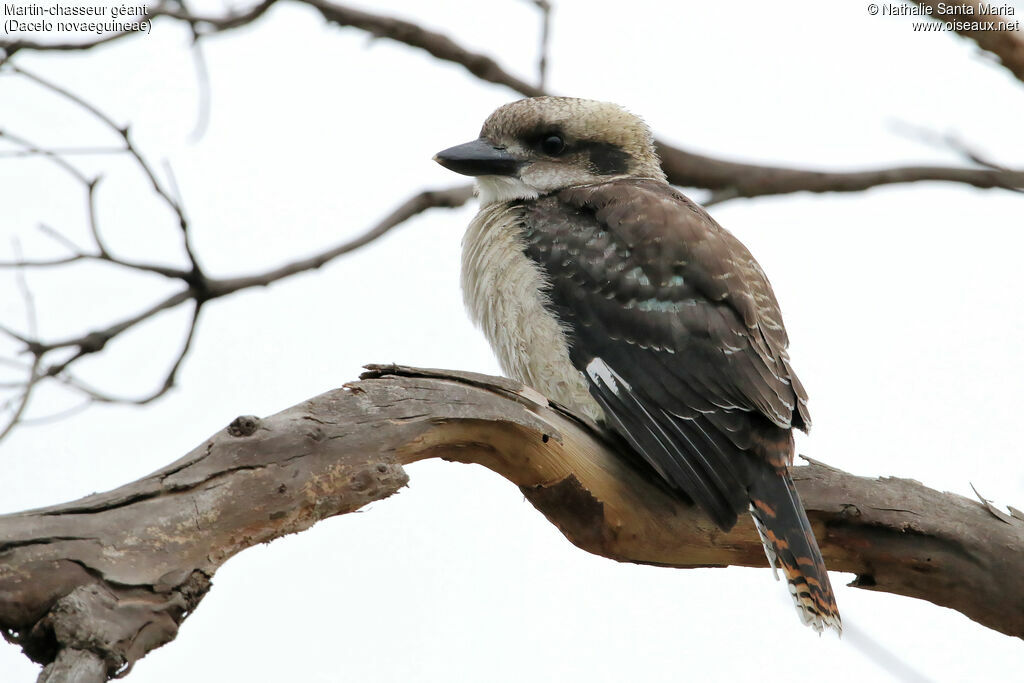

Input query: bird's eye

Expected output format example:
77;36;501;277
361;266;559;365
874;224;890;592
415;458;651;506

540;134;565;156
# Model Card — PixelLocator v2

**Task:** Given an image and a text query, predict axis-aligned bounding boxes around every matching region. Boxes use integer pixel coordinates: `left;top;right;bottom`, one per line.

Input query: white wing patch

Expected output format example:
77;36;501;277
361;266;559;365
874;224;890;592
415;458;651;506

585;358;632;396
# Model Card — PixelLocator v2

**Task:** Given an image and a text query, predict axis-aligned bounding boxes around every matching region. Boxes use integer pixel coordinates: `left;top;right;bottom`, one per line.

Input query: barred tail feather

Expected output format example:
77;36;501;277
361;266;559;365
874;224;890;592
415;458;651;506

748;466;842;634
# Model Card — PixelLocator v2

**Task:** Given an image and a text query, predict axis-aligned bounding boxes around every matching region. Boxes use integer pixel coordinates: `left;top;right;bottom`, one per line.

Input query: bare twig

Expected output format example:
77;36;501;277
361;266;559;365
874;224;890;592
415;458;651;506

187;37;212;141
891;120;1020;175
0;353;52;441
0;251;190;278
0;0;279;54
38;223;88;255
9;64;200;271
159;0;280;35
3;65;119;129
0;130;91;185
0;180;470;441
522;0;552;89
17;399;94;426
12;241;37;338
60;300;203;405
37;289;195;378
207;185;473;295
0;27;136;55
0;146;127;158
170;0;214;141
304;0;545;96
0;243;42;441
0;321;30;345
3;1;1021;200
302;0;1024;199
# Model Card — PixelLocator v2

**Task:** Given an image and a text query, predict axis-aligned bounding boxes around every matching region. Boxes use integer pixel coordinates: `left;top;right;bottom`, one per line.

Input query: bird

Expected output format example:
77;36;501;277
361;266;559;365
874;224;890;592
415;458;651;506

433;96;841;633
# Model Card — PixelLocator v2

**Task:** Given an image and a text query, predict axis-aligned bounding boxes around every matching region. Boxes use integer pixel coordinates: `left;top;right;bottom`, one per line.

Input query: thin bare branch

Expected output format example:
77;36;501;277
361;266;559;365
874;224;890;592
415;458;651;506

12;241;38;338
304;0;544;97
0;130;91;185
302;0;1024;199
9;64;198;269
0;352;41;443
0;0;278;54
159;0;280;35
0;251;191;278
4;65;121;128
0;27;137;55
522;0;552;89
0;254;85;269
60;300;202;405
86;176;109;256
0;182;468;435
207;184;474;295
4;1;1021;200
187;36;212;141
3;216;191;277
0;146;127;158
0;246;42;442
38;289;193;376
17;398;94;426
161;160;201;270
38;223;88;255
891;120;1020;175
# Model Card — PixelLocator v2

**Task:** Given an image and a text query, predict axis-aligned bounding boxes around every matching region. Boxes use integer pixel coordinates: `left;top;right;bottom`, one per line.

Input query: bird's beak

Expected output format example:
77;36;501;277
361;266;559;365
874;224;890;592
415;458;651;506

433;138;520;177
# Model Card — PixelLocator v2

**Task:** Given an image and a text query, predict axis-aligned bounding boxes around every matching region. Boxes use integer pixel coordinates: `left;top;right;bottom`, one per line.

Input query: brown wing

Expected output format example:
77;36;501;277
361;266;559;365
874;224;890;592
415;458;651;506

519;179;839;630
520;177;809;479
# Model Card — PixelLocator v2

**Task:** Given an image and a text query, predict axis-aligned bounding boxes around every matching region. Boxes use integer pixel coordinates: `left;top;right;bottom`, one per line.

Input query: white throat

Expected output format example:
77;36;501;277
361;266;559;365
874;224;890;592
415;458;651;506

475;176;539;205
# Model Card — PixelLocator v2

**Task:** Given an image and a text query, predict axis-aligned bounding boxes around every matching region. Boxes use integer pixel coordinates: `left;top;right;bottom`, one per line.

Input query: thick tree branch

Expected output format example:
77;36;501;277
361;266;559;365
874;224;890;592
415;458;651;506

1;367;1019;678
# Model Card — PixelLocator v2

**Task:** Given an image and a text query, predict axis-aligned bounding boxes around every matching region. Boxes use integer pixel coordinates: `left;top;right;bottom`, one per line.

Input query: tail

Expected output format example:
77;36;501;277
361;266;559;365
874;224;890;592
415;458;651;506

748;464;842;634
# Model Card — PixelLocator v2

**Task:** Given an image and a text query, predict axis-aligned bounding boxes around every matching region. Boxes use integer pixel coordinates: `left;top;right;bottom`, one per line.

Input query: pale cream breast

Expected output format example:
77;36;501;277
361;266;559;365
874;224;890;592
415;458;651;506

461;202;604;423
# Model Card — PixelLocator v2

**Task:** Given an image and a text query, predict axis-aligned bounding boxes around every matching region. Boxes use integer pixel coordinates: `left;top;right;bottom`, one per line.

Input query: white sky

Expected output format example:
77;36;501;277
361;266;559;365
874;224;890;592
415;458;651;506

1;0;1023;680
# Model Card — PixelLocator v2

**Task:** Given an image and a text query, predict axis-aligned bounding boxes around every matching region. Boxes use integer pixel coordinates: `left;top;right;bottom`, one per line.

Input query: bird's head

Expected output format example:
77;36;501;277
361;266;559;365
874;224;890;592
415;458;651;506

434;97;666;205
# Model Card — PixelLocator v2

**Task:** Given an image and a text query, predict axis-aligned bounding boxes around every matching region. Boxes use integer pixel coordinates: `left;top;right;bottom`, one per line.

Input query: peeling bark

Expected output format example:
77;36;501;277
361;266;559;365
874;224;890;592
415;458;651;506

1;365;1021;679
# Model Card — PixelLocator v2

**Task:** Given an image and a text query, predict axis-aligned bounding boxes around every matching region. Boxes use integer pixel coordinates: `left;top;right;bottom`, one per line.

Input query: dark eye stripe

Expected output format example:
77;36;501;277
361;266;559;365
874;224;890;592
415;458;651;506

578;141;630;175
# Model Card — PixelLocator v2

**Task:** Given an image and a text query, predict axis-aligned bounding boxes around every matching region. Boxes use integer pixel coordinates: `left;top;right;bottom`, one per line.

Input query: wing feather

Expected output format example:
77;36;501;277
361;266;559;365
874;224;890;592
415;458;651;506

520;178;810;521
514;177;839;629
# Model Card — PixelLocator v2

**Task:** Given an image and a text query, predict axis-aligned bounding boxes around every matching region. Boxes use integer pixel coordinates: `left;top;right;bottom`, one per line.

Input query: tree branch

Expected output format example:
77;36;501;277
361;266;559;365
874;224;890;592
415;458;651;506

304;0;545;97
4;1;1020;200
302;0;1024;198
1;367;1019;677
0;179;470;441
204;185;473;296
671;146;1024;204
912;0;1024;84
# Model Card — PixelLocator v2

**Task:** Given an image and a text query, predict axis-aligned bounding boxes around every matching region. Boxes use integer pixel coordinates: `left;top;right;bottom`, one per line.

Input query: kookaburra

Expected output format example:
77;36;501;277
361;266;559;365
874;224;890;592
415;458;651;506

434;97;841;633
